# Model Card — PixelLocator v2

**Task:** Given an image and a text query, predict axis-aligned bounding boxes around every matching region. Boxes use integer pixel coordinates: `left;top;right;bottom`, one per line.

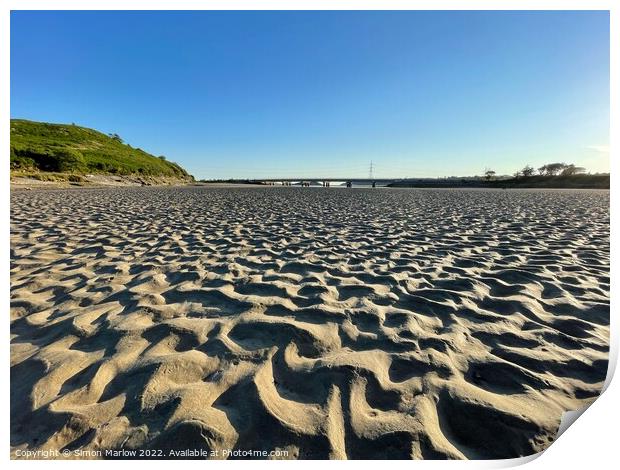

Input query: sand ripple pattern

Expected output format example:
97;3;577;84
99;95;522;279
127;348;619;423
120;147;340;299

10;187;609;459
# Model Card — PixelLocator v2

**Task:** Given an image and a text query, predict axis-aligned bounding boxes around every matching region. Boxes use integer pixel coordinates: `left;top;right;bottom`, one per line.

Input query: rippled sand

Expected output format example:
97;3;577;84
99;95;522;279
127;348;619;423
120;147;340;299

10;187;610;459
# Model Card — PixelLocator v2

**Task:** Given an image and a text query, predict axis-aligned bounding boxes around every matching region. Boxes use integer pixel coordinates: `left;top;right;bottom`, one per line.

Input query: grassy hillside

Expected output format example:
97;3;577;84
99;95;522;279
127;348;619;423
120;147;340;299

10;119;192;179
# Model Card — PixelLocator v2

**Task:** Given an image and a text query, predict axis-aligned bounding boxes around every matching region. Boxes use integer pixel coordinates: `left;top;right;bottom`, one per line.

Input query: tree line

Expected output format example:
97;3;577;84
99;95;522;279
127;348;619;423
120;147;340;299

484;162;588;180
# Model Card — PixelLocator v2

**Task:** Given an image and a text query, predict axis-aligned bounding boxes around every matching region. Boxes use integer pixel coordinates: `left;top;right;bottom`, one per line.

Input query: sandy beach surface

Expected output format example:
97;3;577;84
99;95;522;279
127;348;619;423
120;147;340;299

10;186;609;460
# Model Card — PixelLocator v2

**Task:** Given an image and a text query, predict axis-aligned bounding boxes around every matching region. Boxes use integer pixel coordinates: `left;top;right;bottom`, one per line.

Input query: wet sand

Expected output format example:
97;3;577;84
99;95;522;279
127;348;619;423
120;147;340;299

10;186;610;459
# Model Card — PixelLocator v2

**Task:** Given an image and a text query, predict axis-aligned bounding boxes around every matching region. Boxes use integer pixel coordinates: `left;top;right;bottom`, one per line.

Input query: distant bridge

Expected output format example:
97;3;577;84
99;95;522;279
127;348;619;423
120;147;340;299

253;178;400;183
217;178;405;186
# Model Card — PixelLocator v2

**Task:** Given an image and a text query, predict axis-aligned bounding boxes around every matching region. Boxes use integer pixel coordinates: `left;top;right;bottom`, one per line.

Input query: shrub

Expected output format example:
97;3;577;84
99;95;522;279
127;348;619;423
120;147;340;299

10;147;37;170
55;149;86;172
12;147;59;171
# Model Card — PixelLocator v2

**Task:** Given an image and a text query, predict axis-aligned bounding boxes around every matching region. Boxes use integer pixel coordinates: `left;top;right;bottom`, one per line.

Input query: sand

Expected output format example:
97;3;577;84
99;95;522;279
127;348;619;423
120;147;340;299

10;186;610;459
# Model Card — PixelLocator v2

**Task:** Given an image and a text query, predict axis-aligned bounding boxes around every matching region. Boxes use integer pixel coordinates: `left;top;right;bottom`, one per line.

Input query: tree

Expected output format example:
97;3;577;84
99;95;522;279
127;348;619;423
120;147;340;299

543;162;568;176
521;165;535;177
561;164;586;176
109;133;124;144
538;165;548;175
484;169;496;181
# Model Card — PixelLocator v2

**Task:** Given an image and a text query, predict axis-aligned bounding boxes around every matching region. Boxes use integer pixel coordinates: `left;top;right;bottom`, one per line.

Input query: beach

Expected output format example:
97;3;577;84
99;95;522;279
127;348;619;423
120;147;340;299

10;186;610;459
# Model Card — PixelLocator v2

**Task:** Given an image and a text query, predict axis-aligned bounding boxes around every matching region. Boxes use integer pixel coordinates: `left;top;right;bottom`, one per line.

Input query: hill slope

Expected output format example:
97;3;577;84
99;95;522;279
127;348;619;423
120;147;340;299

10;119;193;180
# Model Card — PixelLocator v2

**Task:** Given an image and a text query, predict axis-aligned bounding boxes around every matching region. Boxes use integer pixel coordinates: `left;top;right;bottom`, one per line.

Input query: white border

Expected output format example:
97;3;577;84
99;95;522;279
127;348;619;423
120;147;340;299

3;2;616;468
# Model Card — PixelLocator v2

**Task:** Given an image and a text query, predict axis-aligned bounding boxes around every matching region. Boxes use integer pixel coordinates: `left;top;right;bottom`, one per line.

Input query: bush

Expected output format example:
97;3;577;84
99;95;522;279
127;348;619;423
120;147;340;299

10;147;37;170
93;162;109;171
10;147;85;172
55;149;85;172
12;147;55;170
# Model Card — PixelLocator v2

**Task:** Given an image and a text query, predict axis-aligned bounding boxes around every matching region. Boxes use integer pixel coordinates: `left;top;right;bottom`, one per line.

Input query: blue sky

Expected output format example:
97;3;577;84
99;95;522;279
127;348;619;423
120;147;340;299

11;11;609;179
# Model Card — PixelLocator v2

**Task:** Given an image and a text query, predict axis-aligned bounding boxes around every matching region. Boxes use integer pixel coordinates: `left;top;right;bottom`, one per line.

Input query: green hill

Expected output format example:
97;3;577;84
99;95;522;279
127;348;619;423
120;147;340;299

10;119;193;180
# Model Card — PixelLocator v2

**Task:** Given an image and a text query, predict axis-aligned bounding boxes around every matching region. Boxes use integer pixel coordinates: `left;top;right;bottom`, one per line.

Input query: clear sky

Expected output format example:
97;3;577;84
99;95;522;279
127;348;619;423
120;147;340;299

11;11;609;179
